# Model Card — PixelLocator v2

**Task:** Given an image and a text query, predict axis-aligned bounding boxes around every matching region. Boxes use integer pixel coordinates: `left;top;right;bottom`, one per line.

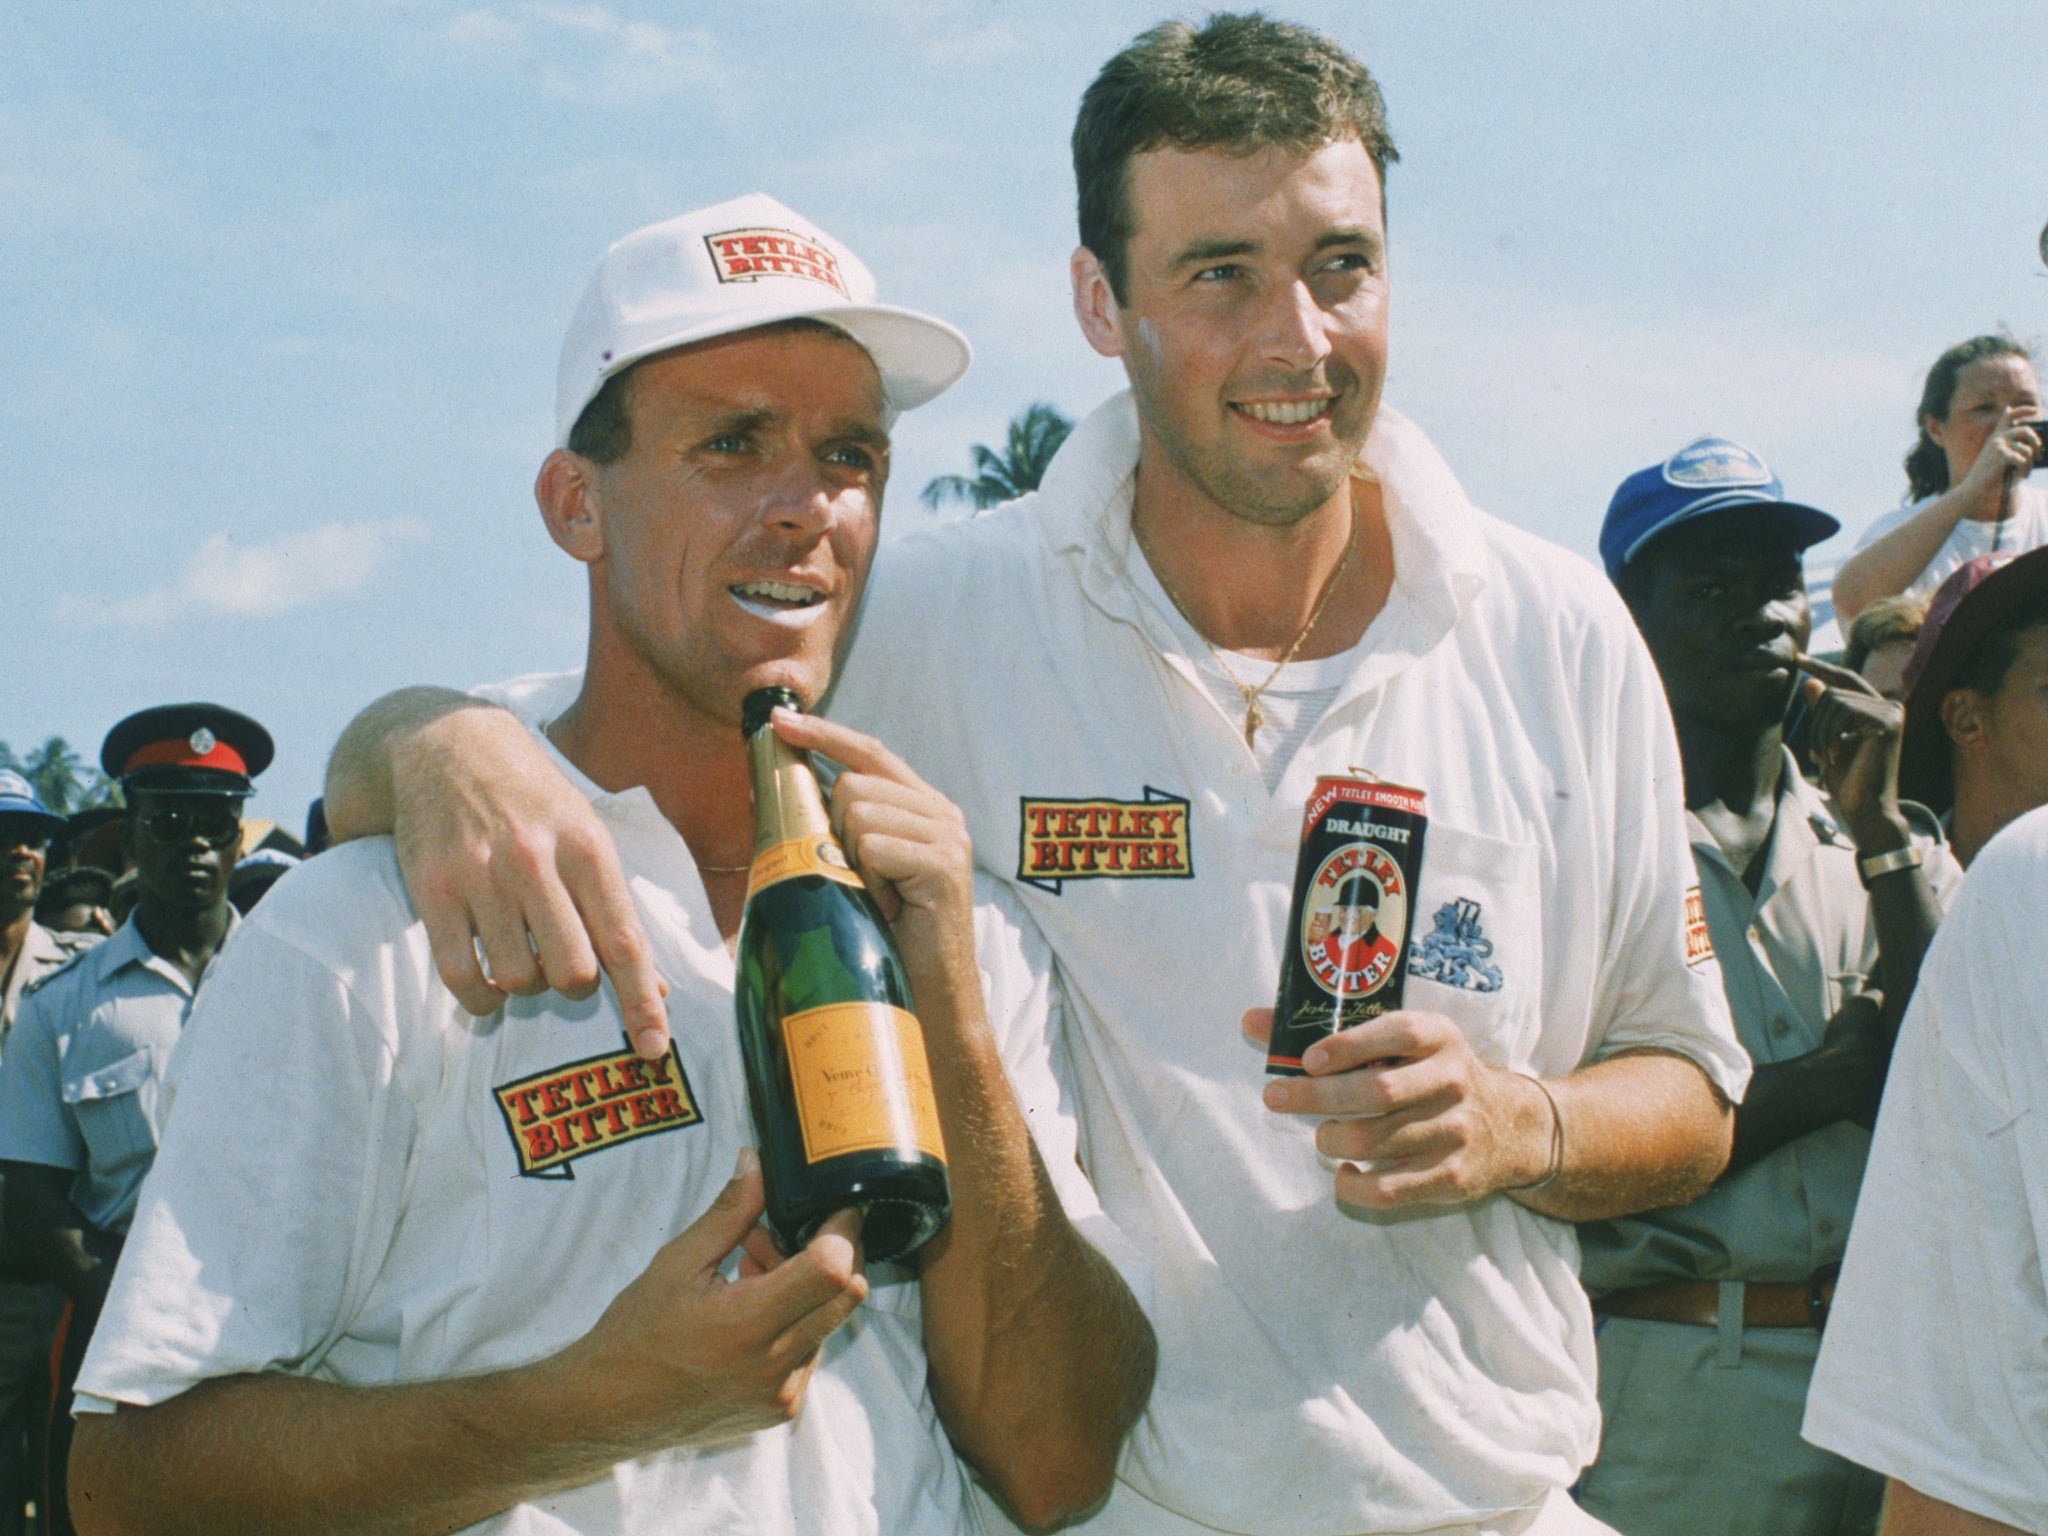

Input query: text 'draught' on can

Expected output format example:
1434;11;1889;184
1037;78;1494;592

1267;776;1429;1077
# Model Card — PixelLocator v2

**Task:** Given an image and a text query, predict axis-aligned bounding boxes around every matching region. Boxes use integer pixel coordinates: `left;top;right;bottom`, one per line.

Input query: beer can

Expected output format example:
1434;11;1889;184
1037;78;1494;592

1266;776;1428;1076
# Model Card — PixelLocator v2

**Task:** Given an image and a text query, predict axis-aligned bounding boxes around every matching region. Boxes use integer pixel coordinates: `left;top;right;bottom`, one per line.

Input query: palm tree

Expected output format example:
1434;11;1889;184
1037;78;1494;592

5;737;118;814
921;402;1074;512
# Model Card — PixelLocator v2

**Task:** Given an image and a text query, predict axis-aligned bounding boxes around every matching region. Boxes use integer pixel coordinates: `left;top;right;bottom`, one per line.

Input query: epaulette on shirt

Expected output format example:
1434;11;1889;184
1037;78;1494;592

20;932;102;996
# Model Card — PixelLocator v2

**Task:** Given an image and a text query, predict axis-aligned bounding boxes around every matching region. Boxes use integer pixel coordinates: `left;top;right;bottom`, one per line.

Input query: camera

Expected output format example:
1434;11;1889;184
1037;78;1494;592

2022;421;2048;470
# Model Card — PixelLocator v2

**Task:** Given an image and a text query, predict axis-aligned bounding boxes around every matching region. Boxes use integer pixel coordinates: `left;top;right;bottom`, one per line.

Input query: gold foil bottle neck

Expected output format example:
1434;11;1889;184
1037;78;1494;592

745;711;835;857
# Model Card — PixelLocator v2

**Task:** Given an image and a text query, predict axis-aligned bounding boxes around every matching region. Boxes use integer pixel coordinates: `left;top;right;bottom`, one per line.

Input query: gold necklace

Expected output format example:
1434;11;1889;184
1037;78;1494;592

1131;510;1359;749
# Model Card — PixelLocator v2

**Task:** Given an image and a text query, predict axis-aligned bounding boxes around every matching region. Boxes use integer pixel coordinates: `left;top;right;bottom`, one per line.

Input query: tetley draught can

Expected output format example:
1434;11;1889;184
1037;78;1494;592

1266;776;1429;1076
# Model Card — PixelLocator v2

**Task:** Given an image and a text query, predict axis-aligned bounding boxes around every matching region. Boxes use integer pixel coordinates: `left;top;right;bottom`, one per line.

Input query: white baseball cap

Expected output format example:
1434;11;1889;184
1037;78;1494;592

555;193;971;447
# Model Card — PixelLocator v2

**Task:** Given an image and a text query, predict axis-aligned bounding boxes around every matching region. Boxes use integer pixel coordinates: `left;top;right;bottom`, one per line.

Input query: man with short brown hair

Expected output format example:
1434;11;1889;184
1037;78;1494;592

320;18;1746;1533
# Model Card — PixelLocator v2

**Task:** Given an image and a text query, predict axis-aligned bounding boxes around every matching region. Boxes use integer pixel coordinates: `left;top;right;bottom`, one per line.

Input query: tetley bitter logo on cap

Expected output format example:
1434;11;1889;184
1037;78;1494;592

1663;438;1771;489
704;228;849;297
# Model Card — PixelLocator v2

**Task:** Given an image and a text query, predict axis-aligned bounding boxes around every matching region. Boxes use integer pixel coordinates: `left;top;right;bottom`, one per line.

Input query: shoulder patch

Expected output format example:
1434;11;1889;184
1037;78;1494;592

1017;788;1192;894
21;942;95;995
494;1043;702;1179
1683;886;1714;967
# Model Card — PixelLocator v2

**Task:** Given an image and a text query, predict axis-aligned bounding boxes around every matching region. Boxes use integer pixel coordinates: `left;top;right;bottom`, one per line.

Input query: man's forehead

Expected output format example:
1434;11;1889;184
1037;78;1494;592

1126;138;1385;234
634;322;886;421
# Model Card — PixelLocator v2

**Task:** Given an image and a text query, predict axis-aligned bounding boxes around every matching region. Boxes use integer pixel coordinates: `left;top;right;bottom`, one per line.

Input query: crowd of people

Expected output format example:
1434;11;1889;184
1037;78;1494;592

1;12;2045;1536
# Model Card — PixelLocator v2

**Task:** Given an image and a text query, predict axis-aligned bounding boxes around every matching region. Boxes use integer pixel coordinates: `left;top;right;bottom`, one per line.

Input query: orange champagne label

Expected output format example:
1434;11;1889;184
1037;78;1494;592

783;1002;946;1165
746;835;865;899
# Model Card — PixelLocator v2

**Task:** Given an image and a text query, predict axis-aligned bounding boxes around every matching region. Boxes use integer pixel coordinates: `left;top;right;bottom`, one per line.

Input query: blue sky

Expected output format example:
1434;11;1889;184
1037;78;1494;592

5;1;2046;828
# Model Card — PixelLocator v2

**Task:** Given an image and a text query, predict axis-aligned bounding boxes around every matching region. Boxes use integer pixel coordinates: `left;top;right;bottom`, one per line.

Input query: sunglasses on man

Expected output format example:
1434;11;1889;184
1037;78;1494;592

135;805;244;848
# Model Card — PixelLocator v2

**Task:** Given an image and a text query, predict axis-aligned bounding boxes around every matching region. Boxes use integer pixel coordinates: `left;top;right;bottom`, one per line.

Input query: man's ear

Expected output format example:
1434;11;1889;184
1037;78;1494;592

1940;687;1988;752
535;449;604;563
1071;246;1128;361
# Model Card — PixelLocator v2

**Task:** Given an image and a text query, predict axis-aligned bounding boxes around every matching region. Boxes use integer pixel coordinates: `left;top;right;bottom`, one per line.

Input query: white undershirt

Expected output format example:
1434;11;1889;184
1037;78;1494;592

1126;548;1355;792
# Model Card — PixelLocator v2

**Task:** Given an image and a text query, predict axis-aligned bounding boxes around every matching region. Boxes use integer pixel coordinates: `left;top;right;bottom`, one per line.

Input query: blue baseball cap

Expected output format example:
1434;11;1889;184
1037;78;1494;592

1600;437;1839;580
0;771;65;839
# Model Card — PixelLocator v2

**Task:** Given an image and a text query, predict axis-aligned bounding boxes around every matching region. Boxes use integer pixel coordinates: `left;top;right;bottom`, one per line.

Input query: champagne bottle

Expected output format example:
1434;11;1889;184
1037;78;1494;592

733;685;950;1264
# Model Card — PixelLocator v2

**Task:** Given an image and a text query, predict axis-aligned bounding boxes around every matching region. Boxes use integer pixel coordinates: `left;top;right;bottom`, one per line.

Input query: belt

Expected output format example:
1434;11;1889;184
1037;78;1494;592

1595;1268;1839;1331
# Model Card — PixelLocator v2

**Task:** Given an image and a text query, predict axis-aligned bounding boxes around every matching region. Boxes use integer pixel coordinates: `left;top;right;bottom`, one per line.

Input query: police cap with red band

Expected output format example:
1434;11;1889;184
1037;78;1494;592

101;703;273;796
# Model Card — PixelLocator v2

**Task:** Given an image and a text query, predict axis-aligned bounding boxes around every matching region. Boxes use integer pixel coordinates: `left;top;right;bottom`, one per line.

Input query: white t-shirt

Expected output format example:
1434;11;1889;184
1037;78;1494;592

828;394;1749;1535
1854;479;2048;601
76;735;1134;1536
1802;804;2048;1534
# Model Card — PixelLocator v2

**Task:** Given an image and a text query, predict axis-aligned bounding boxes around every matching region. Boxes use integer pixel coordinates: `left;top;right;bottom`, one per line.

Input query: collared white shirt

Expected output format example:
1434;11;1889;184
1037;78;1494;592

0;914;224;1234
77;734;1123;1536
820;393;1748;1535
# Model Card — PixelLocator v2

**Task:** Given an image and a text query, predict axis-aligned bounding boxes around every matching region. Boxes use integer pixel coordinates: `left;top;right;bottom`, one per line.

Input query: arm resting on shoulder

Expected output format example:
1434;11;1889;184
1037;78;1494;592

323;685;669;1050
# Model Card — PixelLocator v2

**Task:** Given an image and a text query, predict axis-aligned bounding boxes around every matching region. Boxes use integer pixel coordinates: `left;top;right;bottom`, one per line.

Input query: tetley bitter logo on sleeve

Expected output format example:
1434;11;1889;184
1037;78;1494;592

1017;787;1192;893
495;1044;702;1178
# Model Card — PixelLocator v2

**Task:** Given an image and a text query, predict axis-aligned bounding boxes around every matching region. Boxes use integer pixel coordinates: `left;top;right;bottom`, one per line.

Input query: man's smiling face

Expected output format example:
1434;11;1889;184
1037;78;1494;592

577;323;890;724
1097;137;1389;528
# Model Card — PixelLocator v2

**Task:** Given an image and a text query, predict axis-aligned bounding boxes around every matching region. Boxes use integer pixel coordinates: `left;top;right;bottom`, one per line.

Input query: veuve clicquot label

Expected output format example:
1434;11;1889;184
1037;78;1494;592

782;1000;947;1164
746;835;865;899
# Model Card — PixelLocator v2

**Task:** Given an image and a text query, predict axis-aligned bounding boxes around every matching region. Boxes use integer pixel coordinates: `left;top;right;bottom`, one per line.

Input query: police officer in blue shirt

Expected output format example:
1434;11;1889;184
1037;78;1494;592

1577;443;1953;1536
0;704;269;1536
0;771;95;1536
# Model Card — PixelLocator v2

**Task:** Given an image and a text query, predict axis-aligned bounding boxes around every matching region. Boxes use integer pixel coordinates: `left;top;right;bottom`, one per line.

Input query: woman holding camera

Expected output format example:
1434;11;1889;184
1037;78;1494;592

1834;334;2045;623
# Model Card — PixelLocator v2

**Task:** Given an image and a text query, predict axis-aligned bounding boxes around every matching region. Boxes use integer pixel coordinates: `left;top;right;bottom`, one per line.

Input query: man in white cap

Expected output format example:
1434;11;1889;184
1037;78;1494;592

65;195;1153;1536
310;18;1745;1535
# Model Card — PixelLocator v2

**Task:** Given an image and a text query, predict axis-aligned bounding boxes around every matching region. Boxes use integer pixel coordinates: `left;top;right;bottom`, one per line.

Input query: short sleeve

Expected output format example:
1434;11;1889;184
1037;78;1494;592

969;876;1150;1319
75;922;413;1414
0;988;87;1173
1803;819;2048;1532
1584;606;1750;1101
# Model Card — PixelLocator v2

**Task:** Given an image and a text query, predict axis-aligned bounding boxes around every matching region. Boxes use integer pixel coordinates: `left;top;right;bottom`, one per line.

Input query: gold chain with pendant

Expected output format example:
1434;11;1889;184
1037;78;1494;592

1130;509;1358;749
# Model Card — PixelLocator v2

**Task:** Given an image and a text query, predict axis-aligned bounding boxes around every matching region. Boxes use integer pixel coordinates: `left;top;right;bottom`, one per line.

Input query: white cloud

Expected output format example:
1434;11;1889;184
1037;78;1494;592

441;3;725;102
58;519;429;630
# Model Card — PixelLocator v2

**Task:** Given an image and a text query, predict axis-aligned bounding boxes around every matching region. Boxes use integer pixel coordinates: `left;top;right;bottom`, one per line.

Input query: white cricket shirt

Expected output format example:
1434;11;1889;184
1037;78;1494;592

820;394;1749;1535
75;734;1126;1536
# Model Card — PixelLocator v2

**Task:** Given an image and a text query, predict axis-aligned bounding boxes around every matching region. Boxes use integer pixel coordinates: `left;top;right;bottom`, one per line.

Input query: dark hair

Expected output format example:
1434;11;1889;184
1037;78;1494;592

563;318;868;466
1843;592;1927;673
568;367;636;465
1073;11;1399;305
1904;333;2034;501
1951;589;2048;696
34;865;112;922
